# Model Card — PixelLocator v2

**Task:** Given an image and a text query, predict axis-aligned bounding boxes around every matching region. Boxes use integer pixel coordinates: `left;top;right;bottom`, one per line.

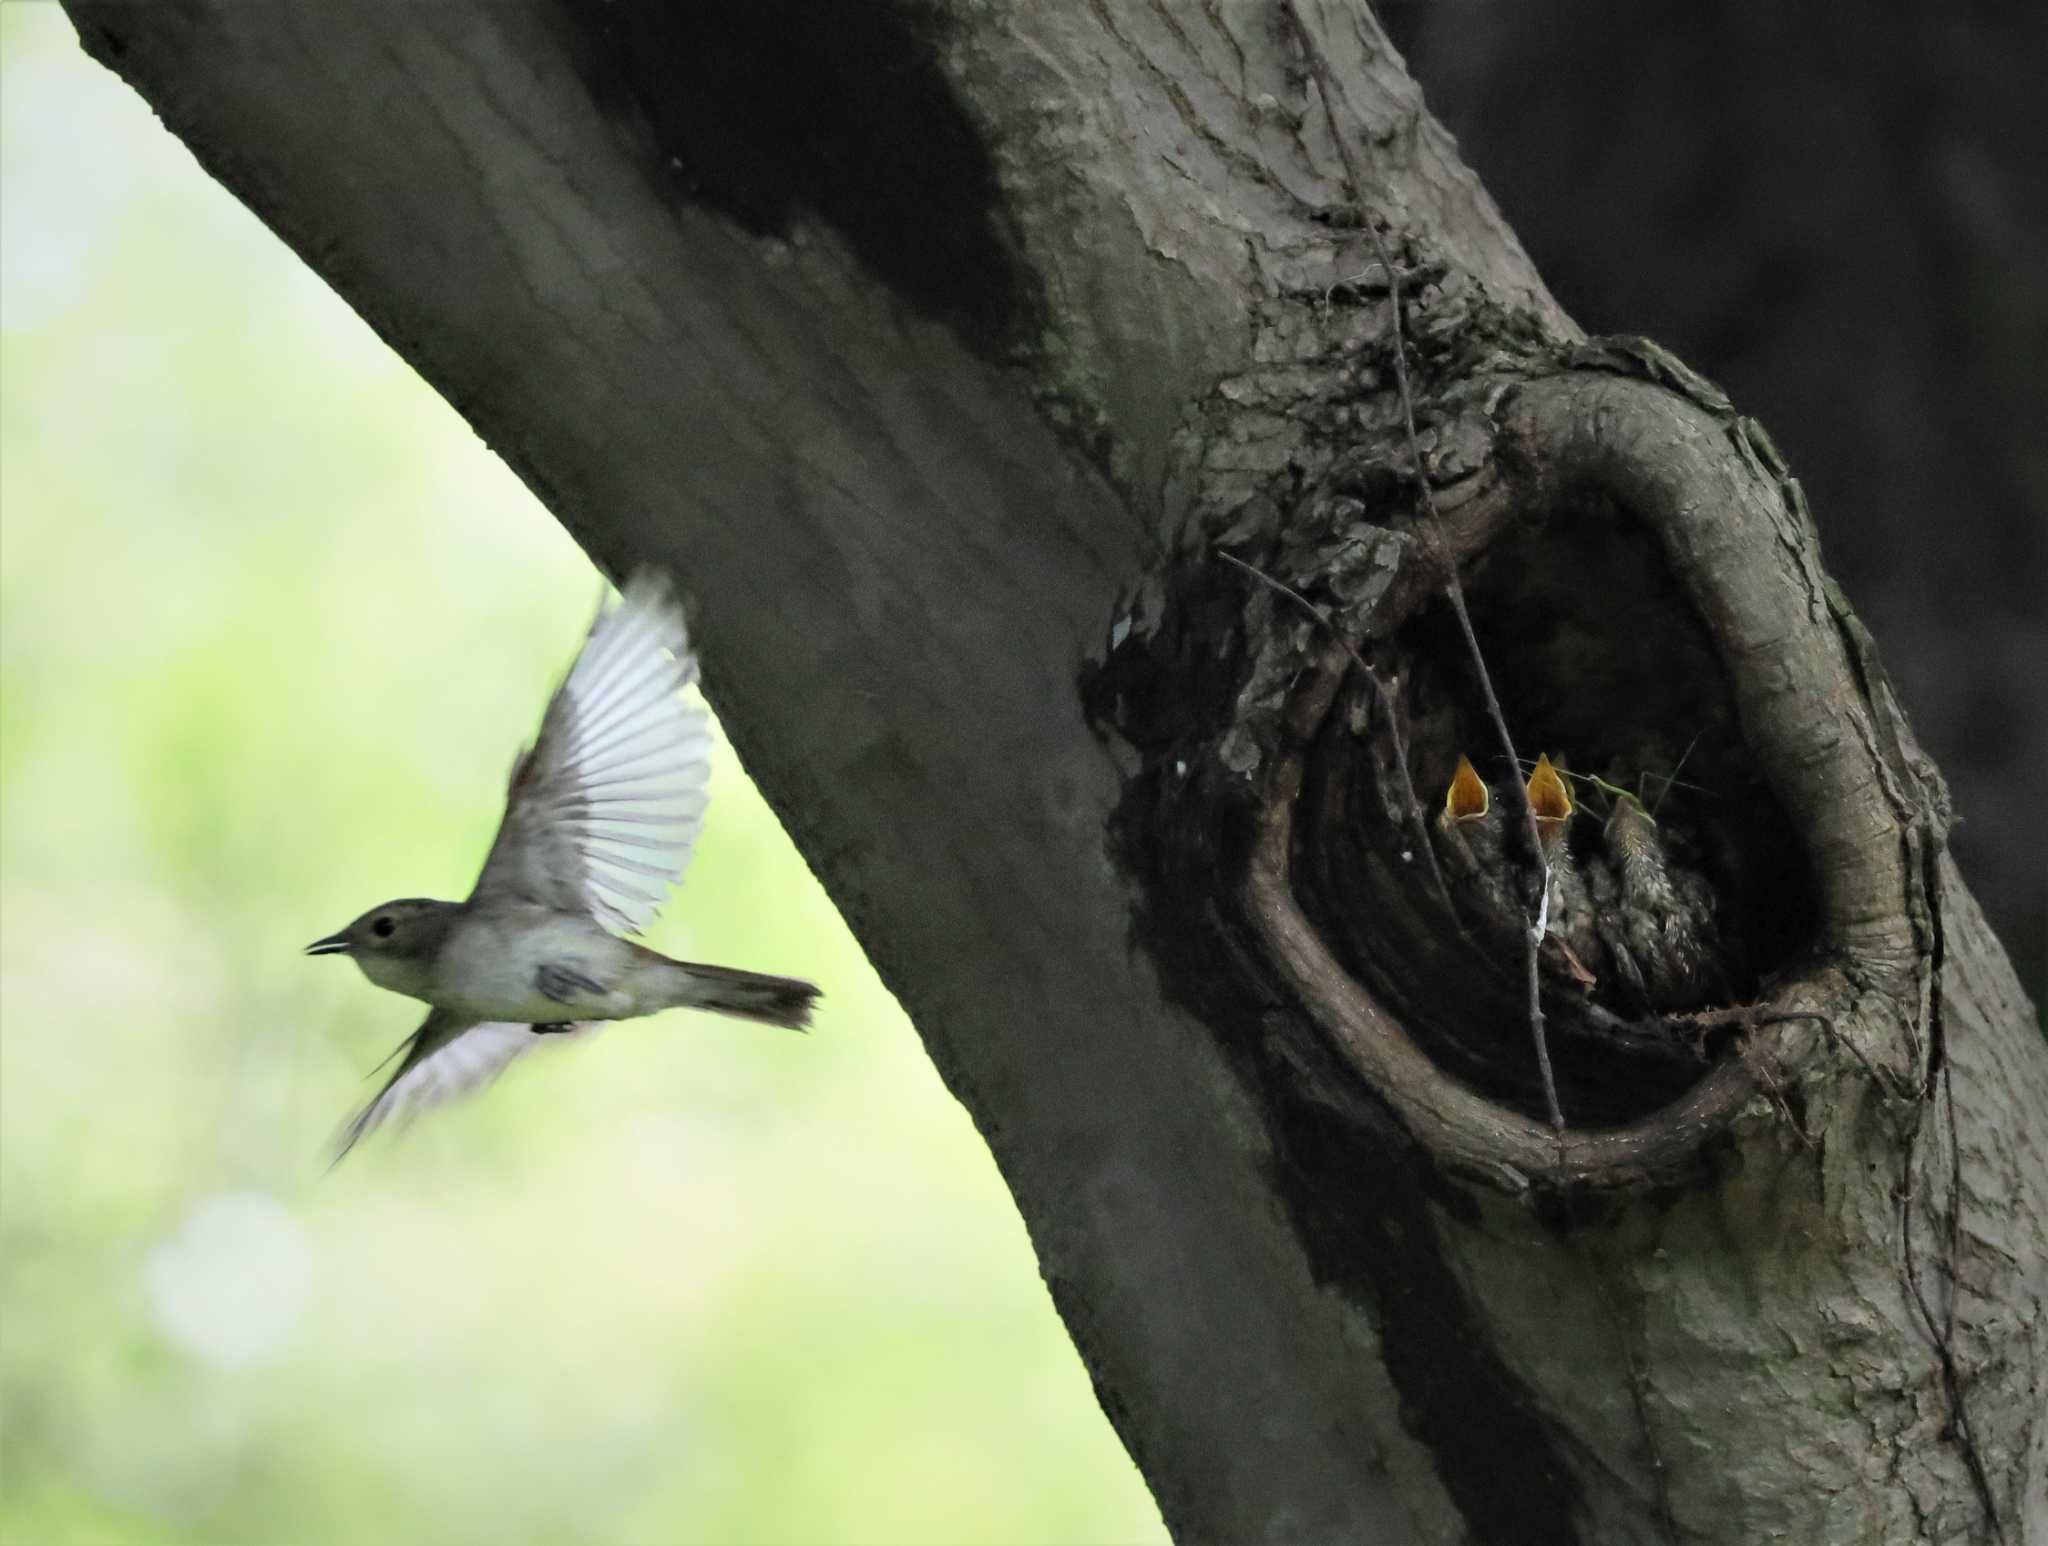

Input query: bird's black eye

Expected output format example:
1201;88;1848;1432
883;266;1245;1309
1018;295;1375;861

372;916;396;939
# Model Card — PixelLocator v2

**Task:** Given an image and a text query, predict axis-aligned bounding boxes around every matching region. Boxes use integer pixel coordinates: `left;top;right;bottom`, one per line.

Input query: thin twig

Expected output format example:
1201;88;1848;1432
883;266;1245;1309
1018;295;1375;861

1749;1054;1819;1153
1566;1002;1710;1064
1745;1009;1905;1103
1925;1035;2001;1538
1898;1099;2005;1543
1940;1052;1962;1348
1882;843;1988;1528
1588;1252;1679;1544
1363;226;1558;1132
1648;731;1706;816
1518;758;1712;809
1216;551;1455;917
1765;1006;2003;1542
1283;0;1562;1136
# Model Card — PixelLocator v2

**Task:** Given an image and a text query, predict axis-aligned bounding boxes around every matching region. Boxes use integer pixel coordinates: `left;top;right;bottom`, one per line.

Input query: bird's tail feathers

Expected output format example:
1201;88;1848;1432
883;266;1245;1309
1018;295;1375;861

665;961;819;1030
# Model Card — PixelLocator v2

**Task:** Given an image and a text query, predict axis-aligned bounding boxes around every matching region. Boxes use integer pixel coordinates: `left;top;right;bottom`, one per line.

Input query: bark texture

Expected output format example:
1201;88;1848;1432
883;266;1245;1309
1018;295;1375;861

63;2;2046;1541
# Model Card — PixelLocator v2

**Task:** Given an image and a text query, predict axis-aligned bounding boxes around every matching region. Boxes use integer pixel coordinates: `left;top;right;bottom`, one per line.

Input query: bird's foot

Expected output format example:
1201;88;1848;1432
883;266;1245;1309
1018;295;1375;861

530;1022;575;1036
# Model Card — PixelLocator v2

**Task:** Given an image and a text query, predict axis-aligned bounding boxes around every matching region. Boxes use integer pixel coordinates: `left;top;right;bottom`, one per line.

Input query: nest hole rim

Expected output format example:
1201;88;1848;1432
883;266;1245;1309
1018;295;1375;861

1235;368;1915;1191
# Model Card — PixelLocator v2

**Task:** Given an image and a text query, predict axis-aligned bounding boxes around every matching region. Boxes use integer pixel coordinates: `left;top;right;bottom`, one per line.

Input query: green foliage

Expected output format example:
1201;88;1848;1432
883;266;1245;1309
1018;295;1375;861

0;11;1161;1541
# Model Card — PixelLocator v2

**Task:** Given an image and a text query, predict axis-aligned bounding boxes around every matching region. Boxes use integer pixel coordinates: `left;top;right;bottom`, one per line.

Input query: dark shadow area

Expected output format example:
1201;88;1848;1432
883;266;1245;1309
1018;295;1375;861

557;0;1041;360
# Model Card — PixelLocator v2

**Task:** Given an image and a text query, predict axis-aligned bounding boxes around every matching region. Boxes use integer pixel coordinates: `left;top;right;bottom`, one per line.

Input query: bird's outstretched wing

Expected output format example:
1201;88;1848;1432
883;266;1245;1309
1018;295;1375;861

468;570;712;935
330;1009;594;1163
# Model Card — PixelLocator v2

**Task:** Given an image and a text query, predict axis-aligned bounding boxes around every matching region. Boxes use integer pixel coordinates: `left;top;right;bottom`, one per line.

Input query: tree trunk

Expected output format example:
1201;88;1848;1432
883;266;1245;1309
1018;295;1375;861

62;3;2045;1541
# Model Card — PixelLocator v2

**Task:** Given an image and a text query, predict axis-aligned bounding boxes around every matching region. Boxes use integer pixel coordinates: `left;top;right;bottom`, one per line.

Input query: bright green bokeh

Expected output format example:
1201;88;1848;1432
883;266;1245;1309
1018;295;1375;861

0;10;1163;1542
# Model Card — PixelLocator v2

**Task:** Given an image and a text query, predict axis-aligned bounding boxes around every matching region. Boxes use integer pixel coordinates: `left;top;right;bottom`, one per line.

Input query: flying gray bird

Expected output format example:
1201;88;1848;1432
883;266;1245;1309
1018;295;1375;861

308;571;818;1160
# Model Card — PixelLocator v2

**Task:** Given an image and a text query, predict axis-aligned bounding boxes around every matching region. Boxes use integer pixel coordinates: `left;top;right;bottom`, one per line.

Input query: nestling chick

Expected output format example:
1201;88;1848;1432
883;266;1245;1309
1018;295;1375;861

1526;754;1603;987
1598;791;1725;1011
1433;755;1517;930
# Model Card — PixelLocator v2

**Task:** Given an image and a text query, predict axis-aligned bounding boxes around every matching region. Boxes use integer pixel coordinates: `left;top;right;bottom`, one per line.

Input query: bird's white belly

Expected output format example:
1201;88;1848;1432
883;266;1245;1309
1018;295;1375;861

432;915;635;1022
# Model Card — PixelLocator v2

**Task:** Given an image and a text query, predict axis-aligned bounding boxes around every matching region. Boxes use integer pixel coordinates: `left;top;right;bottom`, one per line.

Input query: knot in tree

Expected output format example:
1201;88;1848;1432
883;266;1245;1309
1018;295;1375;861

1098;329;1918;1189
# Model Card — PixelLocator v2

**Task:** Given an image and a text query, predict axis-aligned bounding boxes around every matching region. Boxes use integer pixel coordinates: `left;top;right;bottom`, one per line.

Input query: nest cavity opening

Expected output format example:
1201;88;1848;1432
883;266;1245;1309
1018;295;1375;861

1288;493;1822;1128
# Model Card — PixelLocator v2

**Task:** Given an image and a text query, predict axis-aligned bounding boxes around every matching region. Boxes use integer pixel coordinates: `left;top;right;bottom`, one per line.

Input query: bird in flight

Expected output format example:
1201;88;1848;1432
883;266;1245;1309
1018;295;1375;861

307;570;818;1161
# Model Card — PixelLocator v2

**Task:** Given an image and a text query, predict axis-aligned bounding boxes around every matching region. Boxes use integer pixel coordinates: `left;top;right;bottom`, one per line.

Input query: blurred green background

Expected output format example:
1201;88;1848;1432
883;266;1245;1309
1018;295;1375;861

0;9;1163;1543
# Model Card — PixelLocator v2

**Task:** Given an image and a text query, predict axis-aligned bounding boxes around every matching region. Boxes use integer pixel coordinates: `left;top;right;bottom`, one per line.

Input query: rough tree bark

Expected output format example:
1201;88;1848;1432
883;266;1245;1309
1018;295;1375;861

63;3;2045;1541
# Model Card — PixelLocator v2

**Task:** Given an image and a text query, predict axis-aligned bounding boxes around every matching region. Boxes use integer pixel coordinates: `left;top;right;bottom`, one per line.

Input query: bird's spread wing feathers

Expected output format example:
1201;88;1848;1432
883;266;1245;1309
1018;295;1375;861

330;1010;596;1163
468;571;711;935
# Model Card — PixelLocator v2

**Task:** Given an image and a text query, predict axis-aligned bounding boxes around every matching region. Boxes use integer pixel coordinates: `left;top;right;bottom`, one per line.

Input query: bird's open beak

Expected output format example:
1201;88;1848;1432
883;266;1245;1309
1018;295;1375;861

304;932;352;956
